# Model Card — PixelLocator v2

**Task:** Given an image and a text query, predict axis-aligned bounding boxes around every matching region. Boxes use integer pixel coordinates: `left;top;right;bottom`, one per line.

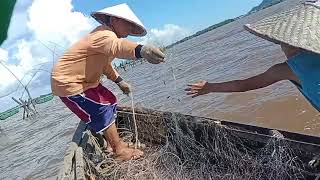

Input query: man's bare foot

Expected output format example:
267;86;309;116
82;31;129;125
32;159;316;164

105;141;129;153
105;143;113;153
115;143;144;161
105;141;146;153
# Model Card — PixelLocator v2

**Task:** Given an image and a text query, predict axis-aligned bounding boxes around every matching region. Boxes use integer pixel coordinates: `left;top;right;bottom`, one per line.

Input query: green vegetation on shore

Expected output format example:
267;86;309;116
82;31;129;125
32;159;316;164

166;0;286;49
166;19;235;49
249;0;285;14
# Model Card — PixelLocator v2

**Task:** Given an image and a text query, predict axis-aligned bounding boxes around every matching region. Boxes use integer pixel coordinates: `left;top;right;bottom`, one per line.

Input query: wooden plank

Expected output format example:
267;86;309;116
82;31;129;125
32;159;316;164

219;120;320;145
269;129;284;138
117;106;166;117
117;106;320;154
79;131;89;150
57;142;78;180
226;127;320;154
58;122;88;180
12;97;22;106
181;115;320;155
75;147;86;180
72;121;87;145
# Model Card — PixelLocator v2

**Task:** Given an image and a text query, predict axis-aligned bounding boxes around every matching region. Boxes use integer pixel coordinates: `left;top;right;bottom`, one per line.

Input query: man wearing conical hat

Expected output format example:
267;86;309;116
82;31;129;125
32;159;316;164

51;3;165;160
185;1;320;112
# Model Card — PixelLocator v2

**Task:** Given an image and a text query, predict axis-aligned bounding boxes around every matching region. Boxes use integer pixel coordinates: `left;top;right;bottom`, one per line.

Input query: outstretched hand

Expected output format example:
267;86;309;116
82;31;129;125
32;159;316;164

185;80;211;98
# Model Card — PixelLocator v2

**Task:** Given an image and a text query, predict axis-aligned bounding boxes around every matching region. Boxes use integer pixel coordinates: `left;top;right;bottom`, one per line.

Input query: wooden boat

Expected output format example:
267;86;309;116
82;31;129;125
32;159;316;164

58;106;320;180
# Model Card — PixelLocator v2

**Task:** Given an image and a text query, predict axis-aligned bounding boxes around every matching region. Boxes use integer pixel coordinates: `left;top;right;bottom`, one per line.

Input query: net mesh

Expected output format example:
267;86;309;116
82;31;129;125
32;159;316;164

79;110;314;180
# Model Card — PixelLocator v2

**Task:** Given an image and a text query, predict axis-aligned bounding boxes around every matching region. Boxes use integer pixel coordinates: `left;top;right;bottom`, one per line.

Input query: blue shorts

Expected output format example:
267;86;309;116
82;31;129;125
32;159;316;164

60;84;117;133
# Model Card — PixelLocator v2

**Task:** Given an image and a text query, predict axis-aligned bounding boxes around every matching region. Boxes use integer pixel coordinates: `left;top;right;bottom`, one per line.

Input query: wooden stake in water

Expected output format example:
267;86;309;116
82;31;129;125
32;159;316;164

129;91;139;149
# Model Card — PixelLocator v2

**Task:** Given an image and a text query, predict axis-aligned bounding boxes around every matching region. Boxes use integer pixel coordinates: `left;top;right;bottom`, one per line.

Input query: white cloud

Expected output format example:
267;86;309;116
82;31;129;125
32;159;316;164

27;0;93;45
0;0;95;111
0;0;189;111
139;24;190;46
0;48;8;62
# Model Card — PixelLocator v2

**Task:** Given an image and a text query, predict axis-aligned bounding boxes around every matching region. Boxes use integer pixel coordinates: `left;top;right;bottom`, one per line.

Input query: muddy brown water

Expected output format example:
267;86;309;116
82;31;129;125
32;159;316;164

0;0;319;179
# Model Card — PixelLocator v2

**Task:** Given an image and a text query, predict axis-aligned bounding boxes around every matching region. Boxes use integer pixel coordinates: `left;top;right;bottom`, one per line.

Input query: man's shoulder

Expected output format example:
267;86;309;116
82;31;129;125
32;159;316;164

90;25;117;38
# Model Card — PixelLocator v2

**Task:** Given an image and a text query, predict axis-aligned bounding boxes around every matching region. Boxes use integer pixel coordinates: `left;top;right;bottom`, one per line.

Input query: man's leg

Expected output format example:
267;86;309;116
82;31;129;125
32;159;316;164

103;123;143;160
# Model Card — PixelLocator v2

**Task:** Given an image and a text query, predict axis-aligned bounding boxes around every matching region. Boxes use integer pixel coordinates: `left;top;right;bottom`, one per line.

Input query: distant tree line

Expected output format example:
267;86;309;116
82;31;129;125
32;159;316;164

165;0;287;49
248;0;286;14
166;19;235;49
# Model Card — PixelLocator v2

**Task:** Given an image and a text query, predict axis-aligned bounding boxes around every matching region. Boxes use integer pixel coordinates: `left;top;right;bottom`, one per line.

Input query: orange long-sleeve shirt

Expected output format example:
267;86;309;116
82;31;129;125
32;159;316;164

51;25;138;97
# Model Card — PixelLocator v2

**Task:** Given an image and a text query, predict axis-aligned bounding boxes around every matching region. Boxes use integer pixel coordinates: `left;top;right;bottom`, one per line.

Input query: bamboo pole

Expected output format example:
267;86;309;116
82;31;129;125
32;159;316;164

58;142;78;180
0;61;36;112
20;99;30;118
75;147;86;180
22;105;26;119
25;88;36;112
12;97;22;106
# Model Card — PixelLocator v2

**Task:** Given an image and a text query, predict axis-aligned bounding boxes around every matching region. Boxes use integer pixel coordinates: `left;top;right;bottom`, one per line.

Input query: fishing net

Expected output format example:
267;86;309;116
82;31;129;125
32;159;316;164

79;107;315;180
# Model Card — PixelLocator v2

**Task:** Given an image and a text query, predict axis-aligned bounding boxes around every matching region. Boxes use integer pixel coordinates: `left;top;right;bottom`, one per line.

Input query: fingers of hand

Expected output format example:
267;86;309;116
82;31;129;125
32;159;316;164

185;87;201;97
184;87;200;92
186;91;198;95
122;87;130;94
186;81;207;98
147;57;164;64
125;86;131;93
151;47;165;59
142;45;165;64
118;82;131;94
186;84;203;90
122;84;129;89
186;91;200;98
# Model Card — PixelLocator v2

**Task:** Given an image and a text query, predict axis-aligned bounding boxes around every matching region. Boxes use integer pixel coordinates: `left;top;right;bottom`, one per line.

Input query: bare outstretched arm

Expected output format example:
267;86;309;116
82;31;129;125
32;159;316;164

185;63;299;98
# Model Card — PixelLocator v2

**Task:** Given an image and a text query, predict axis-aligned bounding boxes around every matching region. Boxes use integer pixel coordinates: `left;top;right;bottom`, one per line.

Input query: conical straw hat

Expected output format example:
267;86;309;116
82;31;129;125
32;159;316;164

91;3;147;37
244;0;320;55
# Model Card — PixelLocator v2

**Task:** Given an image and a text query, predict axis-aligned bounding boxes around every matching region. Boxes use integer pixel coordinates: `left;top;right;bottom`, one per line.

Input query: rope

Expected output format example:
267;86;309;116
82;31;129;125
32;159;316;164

129;91;139;149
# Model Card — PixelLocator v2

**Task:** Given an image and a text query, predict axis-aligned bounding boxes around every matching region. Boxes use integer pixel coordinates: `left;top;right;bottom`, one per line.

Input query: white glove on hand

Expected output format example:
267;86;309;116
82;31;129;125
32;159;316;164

117;81;131;95
141;45;165;64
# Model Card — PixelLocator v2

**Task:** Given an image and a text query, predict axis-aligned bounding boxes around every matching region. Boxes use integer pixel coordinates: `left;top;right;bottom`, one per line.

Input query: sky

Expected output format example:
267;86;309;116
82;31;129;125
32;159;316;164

0;0;262;111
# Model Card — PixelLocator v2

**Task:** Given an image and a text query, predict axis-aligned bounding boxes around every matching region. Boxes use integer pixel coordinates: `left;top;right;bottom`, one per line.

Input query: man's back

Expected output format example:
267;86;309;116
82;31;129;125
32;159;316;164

51;26;135;97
